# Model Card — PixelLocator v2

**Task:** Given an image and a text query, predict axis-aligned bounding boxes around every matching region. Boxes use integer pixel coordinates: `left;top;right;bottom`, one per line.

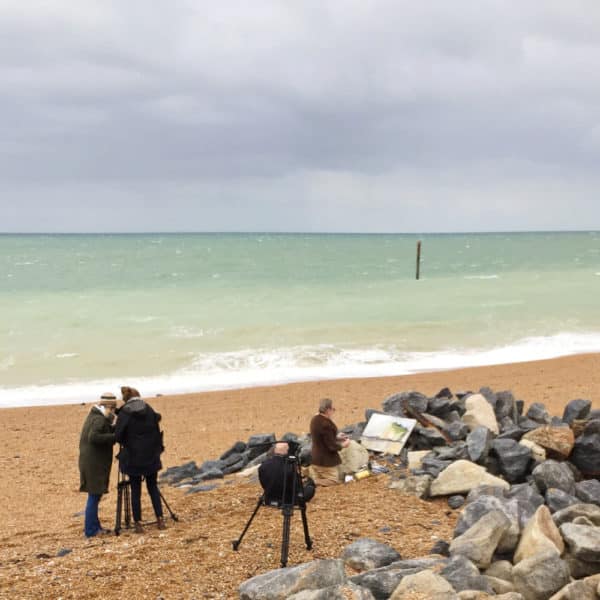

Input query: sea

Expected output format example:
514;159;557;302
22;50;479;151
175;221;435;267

2;231;600;408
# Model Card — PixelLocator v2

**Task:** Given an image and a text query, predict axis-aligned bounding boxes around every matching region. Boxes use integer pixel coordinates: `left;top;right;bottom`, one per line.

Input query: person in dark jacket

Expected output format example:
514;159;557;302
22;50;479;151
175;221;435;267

79;392;117;537
115;386;165;533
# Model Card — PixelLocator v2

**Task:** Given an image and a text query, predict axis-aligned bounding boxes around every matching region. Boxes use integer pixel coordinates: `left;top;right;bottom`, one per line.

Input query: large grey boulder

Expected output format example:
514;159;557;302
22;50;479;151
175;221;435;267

390;570;458;600
532;460;576;495
440;555;493;593
492;439;532;482
570;421;600;476
449;510;511;568
546;488;580;513
342;538;401;571
430;460;510;497
455;495;521;554
246;434;277;460
575;479;600;506
559;523;600;562
495;391;518;422
238;559;346;600
467;427;494;464
505;483;545;527
552;503;600;527
513;505;564;563
288;582;375;600
382;391;428;416
512;550;570;600
526;403;551;424
562;398;592;424
350;558;446;600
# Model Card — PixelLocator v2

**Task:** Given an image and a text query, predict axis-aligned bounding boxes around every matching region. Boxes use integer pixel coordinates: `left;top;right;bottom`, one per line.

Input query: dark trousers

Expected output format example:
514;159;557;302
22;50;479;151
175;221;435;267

129;472;163;522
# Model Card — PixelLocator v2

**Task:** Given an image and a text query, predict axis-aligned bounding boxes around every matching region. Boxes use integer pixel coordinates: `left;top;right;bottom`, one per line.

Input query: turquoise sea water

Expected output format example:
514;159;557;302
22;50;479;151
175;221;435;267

2;232;600;407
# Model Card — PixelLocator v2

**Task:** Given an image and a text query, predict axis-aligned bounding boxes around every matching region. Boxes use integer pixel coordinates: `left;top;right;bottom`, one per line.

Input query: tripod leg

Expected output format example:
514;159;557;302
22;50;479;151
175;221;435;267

158;488;179;522
124;480;131;529
232;496;263;551
115;483;123;536
280;506;292;568
299;502;313;550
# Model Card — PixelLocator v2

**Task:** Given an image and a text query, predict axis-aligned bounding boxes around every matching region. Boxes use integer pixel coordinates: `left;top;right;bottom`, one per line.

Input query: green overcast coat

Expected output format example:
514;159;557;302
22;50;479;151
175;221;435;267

79;407;116;495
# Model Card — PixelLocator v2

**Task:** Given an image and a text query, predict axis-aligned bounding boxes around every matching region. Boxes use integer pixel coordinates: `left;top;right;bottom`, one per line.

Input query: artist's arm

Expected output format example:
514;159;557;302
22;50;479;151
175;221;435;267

321;421;343;453
114;413;129;445
88;417;115;446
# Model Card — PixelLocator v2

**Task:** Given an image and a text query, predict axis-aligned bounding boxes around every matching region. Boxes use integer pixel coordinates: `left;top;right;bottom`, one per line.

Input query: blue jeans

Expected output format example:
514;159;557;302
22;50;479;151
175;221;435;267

84;493;103;537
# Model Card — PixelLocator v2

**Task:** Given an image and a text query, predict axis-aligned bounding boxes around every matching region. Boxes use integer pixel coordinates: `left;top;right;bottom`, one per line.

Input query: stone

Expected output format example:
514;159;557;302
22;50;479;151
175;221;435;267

287;583;376;600
512;550;570;600
526;403;551;424
485;560;513;582
485;576;515;595
532;460;575;495
382;391;428;416
545;488;579;513
571;421;600;475
430;460;510;497
220;440;247;461
407;450;431;471
506;483;545;528
238;559;346;600
463;394;499;434
428;397;455;418
467;427;494;464
559;522;600;562
446;421;470;441
342;538;401;571
413;425;448;448
449;510;511;568
435;443;469;462
390;569;458;600
563;551;600;578
547;579;597;600
552;503;600;527
575;479;600;506
440;555;493;593
421;456;453;478
518;439;546;462
389;475;432;499
430;540;451;556
466;485;507;503
513;505;564;563
495;391;518;421
522;427;575;460
562;399;592;424
491;439;532;483
350;557;447;600
246;434;277;460
448;495;465;509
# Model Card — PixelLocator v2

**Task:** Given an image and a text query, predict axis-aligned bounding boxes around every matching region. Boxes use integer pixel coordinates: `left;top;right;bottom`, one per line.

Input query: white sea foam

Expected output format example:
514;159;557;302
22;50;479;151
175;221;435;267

464;275;499;280
3;331;600;408
55;353;78;359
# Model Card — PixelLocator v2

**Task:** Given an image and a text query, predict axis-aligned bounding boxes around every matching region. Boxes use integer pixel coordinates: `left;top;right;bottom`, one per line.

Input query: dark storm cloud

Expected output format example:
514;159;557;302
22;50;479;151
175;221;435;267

1;1;600;231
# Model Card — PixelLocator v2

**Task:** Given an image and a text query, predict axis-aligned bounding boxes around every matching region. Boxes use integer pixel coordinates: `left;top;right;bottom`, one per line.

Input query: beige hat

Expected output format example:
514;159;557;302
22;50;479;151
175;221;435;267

99;392;117;408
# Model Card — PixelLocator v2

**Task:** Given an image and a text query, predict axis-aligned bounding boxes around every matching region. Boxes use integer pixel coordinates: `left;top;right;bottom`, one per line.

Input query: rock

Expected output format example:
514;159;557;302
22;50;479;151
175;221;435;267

56;548;72;557
413;425;448;448
497;427;526;441
467;427;494;464
448;495;465;509
430;540;451;556
547;579;597;600
342;538;401;571
446;421;470;441
495;391;518;422
455;494;521;554
389;475;432;499
430;461;510;497
518;417;542;432
552;503;600;527
440;555;493;593
485;576;515;595
562;399;592;425
246;434;277;460
407;450;431;471
449;510;511;568
463;394;499;434
421;456;453;478
522;427;575;460
546;488;579;513
220;440;247;461
185;483;218;493
382;391;428;416
428;397;455;418
570;421;600;476
491;439;532;483
526;403;551;424
159;461;201;484
513;505;564;563
505;483;545;528
512;550;570;600
559;522;600;562
466;485;507;503
518;439;546;462
532;460;575;495
435;443;470;462
238;559;346;600
287;583;375;599
390;569;458;600
563;551;600;578
485;560;513;582
350;557;447;600
575;479;600;506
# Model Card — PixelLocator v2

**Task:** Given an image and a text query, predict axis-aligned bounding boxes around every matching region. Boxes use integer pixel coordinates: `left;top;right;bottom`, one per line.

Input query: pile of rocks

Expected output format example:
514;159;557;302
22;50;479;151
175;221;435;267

236;387;600;599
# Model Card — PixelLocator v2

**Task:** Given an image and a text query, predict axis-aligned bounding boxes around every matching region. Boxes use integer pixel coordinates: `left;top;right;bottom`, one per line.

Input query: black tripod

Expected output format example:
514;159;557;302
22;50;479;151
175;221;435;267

232;442;313;567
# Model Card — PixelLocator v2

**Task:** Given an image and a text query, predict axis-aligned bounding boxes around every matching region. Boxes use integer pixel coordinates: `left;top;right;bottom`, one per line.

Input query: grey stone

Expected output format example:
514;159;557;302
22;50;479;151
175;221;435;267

492;439;532;483
430;540;451;556
185;483;218;493
449;510;511;568
571;428;600;476
485;576;516;595
497;427;526;441
220;440;247;461
342;538;401;571
495;391;518;422
239;559;346;600
247;434;277;460
563;551;600;578
575;479;600;506
428;397;454;418
435;443;469;462
288;582;376;600
532;460;575;495
466;485;506;503
389;475;432;500
547;579;597;600
505;482;545;527
512;550;570;600
446;421;470;441
382;391;428;417
440;555;493;593
350;557;447;600
552;503;600;527
559;522;600;562
448;495;465;509
467;427;494;464
485;560;513;582
455;495;521;554
518;417;543;431
526;403;551;424
562;399;592;425
421;456;453;478
546;488;579;513
413;425;448;448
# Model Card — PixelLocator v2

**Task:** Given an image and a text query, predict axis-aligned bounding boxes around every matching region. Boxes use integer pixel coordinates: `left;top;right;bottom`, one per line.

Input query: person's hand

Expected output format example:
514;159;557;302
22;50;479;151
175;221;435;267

341;438;350;448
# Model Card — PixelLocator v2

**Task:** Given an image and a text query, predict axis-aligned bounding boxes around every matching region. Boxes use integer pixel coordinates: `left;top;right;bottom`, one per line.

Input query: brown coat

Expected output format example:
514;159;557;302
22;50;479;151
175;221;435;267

310;413;342;467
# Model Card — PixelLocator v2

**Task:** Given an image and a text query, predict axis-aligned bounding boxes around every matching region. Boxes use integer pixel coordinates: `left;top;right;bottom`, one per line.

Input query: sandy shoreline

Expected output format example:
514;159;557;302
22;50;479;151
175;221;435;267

1;353;599;597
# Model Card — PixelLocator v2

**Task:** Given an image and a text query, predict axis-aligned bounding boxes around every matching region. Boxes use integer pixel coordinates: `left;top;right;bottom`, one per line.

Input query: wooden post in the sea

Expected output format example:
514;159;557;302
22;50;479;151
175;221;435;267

416;240;421;280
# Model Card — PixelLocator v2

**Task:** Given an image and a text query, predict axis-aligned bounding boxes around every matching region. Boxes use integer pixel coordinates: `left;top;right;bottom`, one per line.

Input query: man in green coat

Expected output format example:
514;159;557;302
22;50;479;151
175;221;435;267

79;392;117;537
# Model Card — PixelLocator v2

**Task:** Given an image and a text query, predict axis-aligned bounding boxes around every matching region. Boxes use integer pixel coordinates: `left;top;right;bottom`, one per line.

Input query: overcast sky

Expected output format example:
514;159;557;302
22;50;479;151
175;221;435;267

1;1;600;233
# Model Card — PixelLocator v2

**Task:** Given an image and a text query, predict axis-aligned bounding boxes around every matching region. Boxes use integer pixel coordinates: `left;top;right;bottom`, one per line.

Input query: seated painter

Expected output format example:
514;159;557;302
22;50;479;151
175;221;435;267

258;442;315;506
